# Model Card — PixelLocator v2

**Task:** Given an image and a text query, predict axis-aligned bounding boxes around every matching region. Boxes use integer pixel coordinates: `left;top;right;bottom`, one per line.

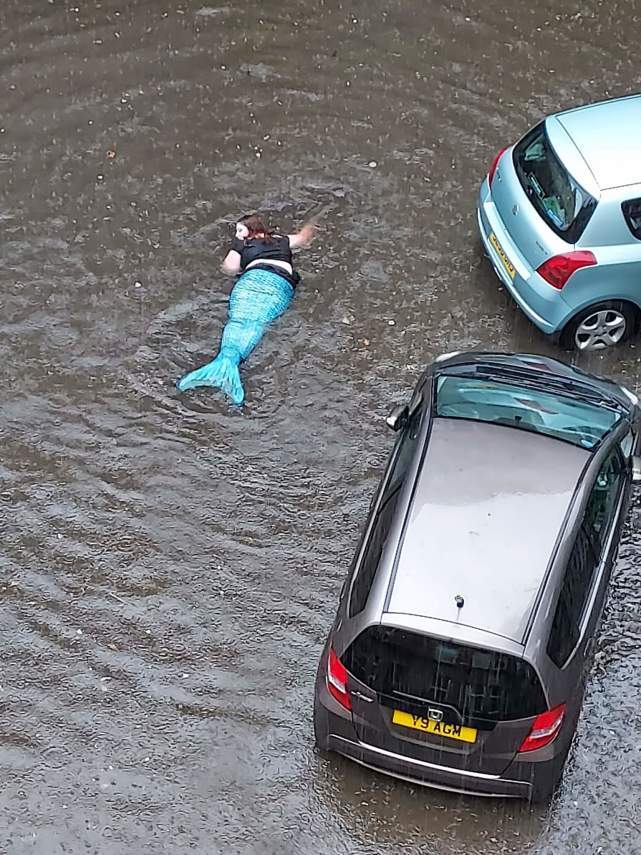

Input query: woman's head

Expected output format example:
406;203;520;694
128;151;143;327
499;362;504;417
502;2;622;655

236;214;271;240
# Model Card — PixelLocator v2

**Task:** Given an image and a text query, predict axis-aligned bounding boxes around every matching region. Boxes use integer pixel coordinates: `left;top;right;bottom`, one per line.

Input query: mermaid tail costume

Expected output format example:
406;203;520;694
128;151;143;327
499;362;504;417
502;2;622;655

177;267;294;405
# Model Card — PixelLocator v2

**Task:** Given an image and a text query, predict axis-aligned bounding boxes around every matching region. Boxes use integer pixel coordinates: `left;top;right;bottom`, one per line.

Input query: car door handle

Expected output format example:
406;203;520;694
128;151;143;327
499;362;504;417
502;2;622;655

351;691;374;703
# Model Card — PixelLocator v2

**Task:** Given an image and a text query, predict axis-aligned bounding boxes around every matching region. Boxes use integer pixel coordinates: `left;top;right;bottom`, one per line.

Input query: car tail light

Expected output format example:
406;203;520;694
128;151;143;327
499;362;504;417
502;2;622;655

488;147;508;187
519;704;566;753
327;647;351;710
536;251;597;290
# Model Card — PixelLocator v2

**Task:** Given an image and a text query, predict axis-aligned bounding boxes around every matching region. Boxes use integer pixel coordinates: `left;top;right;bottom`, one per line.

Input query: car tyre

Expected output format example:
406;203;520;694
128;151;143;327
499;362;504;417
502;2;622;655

561;301;638;352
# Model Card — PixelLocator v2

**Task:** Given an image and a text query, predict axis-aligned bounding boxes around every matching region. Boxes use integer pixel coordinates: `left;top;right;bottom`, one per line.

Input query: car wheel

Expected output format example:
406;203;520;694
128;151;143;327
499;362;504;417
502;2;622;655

561;301;638;351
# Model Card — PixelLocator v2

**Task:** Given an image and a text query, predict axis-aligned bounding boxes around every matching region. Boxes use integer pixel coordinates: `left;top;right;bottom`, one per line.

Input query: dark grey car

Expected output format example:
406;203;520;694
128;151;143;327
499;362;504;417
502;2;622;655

314;352;641;801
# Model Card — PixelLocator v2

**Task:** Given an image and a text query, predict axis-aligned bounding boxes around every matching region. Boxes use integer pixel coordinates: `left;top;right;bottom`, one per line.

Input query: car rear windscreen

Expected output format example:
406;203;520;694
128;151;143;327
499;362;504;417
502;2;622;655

343;626;546;725
513;122;596;243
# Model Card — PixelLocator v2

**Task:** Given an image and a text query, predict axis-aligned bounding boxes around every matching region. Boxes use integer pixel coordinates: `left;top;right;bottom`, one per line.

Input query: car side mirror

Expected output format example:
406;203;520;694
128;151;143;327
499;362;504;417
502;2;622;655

385;404;409;432
632;456;641;484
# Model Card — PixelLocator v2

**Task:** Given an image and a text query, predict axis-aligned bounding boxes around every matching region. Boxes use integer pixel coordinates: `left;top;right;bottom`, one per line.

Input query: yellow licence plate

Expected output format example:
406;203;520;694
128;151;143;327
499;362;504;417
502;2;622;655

392;710;477;744
489;232;516;280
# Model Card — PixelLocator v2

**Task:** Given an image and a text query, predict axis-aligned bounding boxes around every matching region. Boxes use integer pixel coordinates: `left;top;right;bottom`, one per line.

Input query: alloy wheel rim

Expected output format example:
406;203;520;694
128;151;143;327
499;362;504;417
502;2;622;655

574;309;627;351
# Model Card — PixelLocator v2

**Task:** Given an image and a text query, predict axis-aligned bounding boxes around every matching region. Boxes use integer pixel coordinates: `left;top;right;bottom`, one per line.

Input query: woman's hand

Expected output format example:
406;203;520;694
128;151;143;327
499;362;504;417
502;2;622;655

289;222;317;249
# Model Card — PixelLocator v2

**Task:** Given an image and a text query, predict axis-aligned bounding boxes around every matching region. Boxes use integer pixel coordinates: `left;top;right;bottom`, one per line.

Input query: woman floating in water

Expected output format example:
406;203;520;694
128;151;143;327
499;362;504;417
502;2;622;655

177;214;316;405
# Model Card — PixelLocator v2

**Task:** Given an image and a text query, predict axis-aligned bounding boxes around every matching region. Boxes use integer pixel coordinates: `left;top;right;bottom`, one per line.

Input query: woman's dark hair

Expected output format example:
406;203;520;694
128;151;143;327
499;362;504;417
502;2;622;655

238;214;274;240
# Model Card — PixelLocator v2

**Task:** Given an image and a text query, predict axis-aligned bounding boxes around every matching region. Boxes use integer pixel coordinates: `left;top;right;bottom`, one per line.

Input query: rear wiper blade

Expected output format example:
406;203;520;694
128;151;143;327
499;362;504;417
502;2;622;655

470;367;623;410
524;171;544;199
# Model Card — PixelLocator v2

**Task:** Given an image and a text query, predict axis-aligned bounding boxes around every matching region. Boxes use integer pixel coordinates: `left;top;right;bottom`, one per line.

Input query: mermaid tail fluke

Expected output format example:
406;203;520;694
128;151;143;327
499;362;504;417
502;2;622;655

177;268;294;406
176;348;244;404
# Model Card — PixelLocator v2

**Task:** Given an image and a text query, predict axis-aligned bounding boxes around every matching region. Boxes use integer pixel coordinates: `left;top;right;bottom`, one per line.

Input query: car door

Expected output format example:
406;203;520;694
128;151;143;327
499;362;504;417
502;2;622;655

547;444;626;695
339;384;428;621
545;443;626;712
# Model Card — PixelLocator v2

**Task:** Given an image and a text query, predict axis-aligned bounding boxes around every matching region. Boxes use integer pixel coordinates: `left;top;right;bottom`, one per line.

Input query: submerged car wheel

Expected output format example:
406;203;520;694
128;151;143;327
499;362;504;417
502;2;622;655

561;301;637;351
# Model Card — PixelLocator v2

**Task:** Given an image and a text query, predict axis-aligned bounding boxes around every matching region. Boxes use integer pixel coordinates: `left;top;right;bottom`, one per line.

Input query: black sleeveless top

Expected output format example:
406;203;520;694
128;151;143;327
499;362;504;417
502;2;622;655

231;235;293;270
230;235;299;288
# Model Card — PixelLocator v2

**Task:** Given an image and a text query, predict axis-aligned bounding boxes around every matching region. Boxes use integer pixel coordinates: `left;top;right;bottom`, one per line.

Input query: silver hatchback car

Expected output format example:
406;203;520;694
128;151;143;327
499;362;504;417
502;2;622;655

478;94;641;351
314;352;641;801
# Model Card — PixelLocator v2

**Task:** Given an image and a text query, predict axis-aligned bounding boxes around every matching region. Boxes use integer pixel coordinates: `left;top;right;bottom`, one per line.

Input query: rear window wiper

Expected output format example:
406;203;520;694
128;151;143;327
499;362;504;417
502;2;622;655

524;171;544;199
468;368;622;411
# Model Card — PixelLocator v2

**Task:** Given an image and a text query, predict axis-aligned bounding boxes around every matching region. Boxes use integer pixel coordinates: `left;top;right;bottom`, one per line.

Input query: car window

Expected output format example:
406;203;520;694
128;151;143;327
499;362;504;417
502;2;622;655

348;395;425;618
547;449;623;667
583;447;624;552
513;122;597;243
435;374;621;449
547;525;594;667
622;198;641;241
343;626;547;725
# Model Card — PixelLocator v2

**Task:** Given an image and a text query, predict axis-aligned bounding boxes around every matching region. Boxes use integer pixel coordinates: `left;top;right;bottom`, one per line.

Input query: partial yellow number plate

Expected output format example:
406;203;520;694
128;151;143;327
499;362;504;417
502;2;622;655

489;232;516;280
392;709;477;744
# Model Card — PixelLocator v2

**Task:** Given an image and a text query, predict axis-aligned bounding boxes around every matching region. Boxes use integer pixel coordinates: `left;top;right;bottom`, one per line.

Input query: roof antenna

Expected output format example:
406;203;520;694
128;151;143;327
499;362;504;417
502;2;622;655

455;595;464;609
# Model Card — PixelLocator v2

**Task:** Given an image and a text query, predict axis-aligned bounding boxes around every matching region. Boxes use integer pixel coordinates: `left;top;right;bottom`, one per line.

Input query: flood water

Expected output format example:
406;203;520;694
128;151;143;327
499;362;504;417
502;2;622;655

2;0;641;852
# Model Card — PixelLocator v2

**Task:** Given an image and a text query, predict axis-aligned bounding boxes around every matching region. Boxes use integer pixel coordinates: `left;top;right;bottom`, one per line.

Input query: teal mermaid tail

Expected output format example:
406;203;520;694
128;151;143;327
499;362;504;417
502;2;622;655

177;268;294;405
176;347;244;403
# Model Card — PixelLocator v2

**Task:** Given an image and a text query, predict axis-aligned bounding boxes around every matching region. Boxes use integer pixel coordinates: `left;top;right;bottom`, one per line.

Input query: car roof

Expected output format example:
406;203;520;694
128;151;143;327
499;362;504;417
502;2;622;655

555;94;641;190
385;417;590;645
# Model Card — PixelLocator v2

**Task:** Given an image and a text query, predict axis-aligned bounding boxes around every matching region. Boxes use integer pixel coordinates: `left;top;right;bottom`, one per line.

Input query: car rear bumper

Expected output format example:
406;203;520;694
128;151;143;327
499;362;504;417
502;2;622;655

326;733;532;798
314;675;555;801
477;179;570;337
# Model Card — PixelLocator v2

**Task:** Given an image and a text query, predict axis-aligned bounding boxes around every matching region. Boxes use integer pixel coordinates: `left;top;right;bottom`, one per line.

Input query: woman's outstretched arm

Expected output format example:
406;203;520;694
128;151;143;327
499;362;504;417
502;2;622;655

288;222;317;250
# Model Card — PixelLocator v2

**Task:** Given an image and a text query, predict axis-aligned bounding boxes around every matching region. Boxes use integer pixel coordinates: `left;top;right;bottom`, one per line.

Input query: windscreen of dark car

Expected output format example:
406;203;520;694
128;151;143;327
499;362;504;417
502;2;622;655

513;122;597;242
435;374;621;449
343;626;546;726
